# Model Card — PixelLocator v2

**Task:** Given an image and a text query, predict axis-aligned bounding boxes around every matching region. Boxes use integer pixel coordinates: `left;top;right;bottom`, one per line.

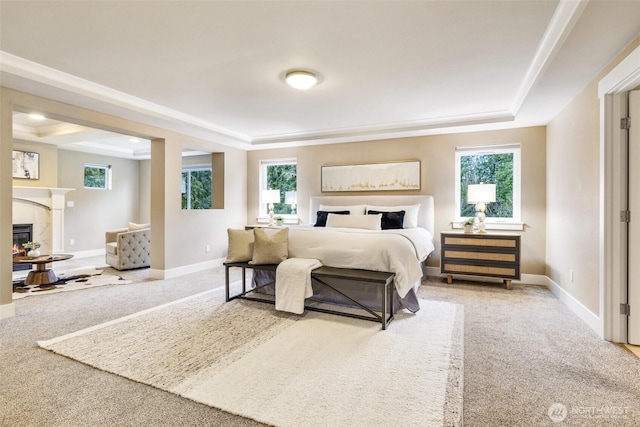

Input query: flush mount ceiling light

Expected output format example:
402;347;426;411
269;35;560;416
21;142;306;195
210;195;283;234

285;70;318;90
28;113;45;120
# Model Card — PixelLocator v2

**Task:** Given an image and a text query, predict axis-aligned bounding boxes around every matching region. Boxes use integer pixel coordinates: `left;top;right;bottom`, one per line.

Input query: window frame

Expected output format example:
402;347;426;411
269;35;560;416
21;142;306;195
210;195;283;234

454;144;523;230
83;163;111;190
259;158;297;222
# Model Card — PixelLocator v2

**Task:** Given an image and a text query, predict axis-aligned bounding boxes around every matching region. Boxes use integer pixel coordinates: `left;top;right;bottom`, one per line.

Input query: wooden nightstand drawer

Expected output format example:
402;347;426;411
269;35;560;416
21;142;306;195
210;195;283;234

440;232;521;289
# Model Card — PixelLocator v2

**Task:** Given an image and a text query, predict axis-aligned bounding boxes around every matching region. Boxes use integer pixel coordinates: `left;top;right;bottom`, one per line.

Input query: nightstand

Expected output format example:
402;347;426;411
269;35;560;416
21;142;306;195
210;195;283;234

440;231;521;289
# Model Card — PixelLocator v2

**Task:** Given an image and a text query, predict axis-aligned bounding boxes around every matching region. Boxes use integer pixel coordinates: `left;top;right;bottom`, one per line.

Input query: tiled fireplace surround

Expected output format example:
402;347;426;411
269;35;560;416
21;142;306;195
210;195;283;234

12;187;73;257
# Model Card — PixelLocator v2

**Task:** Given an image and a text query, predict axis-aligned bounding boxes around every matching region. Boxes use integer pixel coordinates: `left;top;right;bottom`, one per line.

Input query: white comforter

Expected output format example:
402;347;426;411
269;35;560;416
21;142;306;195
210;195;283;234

284;227;434;298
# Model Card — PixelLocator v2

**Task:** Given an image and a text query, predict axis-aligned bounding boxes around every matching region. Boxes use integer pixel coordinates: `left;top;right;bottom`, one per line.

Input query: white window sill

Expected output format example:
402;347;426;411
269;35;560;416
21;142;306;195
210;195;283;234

256;216;300;225
451;221;524;231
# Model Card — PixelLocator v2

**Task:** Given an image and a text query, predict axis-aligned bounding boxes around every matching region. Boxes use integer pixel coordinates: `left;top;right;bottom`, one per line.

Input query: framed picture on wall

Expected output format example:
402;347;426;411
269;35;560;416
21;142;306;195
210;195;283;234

321;160;420;192
12;150;40;180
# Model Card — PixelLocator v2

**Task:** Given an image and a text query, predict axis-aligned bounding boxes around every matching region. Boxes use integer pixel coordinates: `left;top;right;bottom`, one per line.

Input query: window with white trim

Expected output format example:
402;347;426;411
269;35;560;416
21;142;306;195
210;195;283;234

84;163;111;189
455;144;521;228
260;159;297;218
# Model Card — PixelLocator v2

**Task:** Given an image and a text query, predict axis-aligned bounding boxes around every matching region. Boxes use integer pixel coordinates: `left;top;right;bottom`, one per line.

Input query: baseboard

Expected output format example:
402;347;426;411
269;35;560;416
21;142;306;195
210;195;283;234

544;276;602;336
0;302;16;320
149;257;225;280
424;266;600;335
69;248;105;258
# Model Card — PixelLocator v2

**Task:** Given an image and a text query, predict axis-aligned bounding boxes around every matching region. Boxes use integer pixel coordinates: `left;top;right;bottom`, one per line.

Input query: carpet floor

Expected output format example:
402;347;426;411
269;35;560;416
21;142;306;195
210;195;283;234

38;292;463;427
2;263;640;426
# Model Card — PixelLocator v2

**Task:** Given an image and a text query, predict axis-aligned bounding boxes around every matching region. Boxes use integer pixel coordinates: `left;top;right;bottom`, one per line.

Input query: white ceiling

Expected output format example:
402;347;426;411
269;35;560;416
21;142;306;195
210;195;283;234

1;1;640;156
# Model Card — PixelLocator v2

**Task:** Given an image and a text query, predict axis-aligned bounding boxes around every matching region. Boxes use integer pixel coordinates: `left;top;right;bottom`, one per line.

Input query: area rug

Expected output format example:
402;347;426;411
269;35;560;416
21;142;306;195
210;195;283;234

38;290;463;427
13;266;132;299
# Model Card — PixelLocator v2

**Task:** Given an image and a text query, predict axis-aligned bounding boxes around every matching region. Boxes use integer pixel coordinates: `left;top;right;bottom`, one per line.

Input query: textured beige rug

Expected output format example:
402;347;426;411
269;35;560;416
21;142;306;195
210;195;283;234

13;266;132;299
39;289;463;427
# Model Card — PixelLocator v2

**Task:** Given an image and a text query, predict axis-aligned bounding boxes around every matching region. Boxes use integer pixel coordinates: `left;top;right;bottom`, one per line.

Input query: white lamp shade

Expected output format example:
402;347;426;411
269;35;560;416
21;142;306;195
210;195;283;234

285;71;318;90
262;189;281;204
285;191;297;205
467;184;496;204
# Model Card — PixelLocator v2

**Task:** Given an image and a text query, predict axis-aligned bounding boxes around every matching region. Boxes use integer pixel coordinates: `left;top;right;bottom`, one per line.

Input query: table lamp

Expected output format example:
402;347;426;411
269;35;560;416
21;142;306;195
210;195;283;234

285;191;297;215
467;183;496;233
262;189;281;225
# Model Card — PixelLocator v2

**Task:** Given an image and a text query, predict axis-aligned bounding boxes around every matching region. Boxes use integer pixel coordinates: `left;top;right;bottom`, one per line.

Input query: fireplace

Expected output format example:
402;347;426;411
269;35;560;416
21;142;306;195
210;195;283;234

13;224;32;271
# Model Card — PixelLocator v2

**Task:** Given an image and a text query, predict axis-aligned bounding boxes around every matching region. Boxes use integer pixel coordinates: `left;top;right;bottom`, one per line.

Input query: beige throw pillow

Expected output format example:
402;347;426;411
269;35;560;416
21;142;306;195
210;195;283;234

225;229;255;263
250;227;289;265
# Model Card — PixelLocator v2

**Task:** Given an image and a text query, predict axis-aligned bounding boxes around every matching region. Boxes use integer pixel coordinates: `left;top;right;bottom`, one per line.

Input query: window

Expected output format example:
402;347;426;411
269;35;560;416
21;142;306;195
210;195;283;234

455;144;521;228
182;167;212;210
260;159;297;217
84;163;111;189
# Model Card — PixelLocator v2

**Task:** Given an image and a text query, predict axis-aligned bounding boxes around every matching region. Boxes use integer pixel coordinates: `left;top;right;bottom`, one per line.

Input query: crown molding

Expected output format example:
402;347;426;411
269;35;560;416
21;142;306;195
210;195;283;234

251;110;515;145
0;51;250;145
510;0;588;115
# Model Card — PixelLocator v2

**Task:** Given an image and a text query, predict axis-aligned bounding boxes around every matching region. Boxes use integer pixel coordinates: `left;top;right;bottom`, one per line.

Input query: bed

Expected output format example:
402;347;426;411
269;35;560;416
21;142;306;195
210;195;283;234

244;195;435;317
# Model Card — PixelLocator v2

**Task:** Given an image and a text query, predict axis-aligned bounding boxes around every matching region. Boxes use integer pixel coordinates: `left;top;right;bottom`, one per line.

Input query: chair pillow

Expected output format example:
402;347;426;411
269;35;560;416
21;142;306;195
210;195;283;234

326;213;382;230
367;210;405;230
128;222;150;231
250;227;289;265
225;229;254;263
314;210;350;227
106;242;118;255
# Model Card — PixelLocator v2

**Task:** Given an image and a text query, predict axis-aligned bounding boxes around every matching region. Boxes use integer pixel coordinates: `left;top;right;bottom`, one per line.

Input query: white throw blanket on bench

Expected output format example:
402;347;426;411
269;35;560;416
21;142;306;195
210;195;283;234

275;258;322;314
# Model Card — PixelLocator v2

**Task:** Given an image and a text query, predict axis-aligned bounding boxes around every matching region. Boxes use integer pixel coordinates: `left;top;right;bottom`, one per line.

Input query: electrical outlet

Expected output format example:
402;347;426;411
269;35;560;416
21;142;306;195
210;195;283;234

570;269;574;282
205;244;210;253
69;238;75;246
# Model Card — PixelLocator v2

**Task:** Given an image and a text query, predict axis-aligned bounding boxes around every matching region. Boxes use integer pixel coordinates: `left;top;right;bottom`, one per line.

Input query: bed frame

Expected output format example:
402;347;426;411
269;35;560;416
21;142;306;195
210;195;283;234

225;195;435;329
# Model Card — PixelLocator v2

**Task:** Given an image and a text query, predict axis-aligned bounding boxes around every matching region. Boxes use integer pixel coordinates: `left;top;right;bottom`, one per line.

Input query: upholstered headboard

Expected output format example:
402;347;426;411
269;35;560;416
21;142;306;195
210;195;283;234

309;195;435;236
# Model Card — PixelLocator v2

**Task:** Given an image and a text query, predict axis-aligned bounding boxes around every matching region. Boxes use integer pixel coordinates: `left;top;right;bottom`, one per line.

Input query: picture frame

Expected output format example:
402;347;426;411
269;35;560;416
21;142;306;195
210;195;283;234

321;160;420;192
12;150;40;180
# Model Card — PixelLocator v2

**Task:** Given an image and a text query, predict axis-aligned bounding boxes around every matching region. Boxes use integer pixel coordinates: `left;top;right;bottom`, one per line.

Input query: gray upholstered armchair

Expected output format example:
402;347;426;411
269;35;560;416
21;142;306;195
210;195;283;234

105;226;151;270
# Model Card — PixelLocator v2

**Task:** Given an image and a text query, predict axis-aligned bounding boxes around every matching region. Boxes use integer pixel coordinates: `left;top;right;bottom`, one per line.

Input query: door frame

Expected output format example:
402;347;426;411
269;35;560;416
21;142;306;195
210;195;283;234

599;44;640;342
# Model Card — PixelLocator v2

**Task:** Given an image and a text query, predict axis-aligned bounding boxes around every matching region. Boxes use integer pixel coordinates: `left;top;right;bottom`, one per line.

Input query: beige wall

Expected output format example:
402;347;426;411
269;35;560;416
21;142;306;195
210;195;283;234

546;36;640;316
248;126;546;274
58;149;143;252
0;88;247;314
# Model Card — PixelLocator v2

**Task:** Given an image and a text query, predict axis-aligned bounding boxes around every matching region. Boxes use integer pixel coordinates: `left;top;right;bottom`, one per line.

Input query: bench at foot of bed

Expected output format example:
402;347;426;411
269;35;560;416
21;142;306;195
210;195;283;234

224;261;396;330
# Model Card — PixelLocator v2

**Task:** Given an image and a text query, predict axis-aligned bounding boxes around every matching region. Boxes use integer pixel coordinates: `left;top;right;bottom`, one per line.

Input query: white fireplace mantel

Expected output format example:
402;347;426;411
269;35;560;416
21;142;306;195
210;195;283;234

12;186;74;254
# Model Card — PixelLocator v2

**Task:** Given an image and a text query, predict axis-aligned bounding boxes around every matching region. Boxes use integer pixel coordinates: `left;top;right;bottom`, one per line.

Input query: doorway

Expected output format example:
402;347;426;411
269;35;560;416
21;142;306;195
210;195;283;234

628;90;640;345
600;44;640;343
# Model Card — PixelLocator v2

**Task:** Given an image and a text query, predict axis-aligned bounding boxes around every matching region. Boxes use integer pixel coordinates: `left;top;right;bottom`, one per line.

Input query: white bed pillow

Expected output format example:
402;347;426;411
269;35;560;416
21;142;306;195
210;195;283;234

326;213;382;230
365;204;421;228
319;204;366;215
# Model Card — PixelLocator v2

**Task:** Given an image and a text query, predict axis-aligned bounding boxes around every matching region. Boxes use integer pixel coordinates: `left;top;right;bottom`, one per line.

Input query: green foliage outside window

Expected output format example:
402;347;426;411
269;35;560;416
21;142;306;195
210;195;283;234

182;169;212;209
459;153;513;218
266;164;297;215
84;165;107;189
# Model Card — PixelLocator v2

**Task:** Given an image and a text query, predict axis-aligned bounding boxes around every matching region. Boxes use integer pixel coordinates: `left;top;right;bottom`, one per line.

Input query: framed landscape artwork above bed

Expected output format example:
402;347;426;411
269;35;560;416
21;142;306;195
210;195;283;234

321;160;420;192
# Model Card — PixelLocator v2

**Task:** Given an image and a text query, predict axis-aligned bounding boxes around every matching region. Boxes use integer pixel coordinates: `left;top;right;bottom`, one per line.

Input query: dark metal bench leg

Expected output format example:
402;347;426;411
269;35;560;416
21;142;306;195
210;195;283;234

382;281;387;330
225;265;230;302
242;266;247;294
